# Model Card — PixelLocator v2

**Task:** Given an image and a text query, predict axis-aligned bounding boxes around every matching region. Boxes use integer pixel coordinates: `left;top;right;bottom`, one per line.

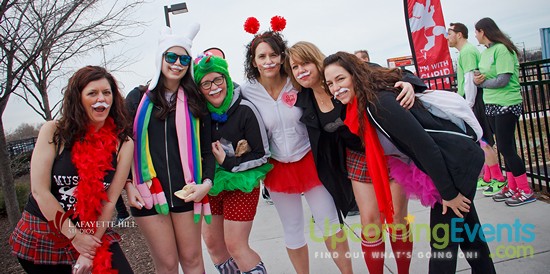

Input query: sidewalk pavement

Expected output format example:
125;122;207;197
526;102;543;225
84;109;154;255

199;190;550;273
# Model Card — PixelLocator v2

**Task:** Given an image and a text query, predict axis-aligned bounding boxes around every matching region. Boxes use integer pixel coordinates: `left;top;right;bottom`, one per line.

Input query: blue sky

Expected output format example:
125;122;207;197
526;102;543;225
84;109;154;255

5;0;549;131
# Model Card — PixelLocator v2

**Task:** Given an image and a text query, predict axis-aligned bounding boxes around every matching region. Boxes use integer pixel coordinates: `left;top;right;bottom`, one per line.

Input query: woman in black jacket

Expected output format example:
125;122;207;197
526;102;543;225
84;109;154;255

323;51;496;274
194;55;272;273
124;25;215;274
285;41;419;274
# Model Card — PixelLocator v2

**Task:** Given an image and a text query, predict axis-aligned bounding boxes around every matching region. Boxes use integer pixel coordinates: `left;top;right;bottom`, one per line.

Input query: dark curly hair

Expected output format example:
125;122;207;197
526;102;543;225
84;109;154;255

54;66;131;148
323;52;402;142
244;30;288;81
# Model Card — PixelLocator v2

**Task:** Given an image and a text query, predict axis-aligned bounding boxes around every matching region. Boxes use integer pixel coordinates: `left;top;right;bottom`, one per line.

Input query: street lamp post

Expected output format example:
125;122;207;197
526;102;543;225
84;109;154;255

164;2;188;27
516;42;527;62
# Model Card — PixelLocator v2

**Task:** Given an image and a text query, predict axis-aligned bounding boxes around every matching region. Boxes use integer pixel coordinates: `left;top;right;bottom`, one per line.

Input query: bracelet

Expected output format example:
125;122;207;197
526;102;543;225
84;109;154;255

125;179;133;186
202;178;212;186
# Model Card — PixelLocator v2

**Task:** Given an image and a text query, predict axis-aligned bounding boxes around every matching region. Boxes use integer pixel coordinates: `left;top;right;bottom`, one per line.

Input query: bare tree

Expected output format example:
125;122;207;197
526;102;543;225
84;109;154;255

13;0;144;120
1;0;144;227
6;123;41;142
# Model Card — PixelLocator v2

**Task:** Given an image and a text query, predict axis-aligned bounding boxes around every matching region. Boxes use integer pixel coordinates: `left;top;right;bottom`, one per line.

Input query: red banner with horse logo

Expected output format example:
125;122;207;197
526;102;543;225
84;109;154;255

404;0;454;87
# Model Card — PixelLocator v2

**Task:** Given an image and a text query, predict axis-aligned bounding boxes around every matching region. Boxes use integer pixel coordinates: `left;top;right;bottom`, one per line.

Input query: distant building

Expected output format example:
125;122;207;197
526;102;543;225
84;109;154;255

541;27;550;60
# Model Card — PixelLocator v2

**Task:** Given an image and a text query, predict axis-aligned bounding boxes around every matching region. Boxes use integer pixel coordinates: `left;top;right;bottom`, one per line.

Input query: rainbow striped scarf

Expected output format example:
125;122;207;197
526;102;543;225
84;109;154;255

133;87;211;223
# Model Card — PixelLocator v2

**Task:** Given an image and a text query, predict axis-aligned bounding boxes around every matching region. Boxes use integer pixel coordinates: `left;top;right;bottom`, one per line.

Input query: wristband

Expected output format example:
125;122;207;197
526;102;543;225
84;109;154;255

202;178;212;186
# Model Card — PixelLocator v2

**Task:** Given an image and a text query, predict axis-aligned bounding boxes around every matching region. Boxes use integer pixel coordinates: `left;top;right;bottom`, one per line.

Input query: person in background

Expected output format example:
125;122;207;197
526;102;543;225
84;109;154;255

446;22;505;196
354;49;382;68
323;51;496;274
195;55;272;273
474;17;535;206
124;24;215;274
240;29;353;274
287;41;419;274
9;66;134;274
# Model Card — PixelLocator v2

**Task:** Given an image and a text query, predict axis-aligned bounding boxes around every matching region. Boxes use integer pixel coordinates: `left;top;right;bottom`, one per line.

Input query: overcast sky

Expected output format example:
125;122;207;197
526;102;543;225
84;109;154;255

4;0;549;132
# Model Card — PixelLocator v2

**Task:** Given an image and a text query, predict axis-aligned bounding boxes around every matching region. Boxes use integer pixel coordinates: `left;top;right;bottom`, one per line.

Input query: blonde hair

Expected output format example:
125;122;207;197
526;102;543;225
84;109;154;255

284;41;327;91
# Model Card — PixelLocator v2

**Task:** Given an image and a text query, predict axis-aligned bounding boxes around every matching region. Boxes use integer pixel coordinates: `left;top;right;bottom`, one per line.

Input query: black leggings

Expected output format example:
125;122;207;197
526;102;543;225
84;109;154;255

487;112;526;176
18;242;133;274
428;202;496;274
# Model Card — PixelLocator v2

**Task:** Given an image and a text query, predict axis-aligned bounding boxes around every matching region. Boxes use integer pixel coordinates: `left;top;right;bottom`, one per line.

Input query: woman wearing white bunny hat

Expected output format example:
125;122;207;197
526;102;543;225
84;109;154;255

124;23;216;274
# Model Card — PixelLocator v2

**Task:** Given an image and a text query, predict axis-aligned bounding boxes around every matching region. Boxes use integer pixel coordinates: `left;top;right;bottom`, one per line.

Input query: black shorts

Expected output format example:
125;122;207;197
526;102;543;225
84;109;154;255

130;201;194;217
472;88;495;146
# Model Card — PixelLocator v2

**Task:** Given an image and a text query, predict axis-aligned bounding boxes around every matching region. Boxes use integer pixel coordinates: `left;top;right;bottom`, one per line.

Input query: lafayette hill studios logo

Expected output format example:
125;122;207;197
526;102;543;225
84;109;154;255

47;208;76;248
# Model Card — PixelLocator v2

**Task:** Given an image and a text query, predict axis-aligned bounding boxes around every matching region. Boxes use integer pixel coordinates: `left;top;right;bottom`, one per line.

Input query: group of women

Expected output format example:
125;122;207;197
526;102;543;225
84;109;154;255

9;16;527;274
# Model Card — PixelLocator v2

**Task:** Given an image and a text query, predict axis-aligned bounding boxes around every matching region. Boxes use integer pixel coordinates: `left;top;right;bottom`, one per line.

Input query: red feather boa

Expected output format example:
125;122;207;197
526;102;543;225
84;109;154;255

72;117;118;274
344;98;394;224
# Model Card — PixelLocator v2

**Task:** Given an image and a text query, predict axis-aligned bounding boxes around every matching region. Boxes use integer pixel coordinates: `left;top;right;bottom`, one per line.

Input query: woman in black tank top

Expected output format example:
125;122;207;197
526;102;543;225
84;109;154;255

9;66;134;274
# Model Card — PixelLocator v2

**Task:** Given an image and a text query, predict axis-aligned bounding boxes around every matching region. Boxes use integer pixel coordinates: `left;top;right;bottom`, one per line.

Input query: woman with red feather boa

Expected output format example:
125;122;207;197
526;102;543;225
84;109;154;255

9;66;134;274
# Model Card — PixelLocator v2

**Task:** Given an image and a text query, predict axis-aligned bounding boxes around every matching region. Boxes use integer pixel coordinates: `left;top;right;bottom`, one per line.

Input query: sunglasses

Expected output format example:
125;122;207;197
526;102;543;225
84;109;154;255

164;52;192;66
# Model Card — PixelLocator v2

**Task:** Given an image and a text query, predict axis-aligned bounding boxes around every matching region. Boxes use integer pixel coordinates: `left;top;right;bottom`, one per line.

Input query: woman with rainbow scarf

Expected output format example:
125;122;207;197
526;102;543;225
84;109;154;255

124;24;215;274
194;54;272;273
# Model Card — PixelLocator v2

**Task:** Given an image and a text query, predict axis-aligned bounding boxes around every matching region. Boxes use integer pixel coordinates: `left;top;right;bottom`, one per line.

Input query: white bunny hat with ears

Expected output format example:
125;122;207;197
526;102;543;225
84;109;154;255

149;23;200;90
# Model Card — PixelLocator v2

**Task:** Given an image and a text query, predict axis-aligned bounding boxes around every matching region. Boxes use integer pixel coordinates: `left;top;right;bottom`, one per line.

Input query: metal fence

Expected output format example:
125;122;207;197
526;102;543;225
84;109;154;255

423;59;550;191
7;137;37;157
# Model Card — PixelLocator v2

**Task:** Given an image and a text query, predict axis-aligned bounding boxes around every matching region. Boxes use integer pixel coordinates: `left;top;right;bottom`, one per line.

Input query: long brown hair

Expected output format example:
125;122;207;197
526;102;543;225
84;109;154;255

55;66;131;148
323;52;402;141
475;17;519;55
148;71;206;120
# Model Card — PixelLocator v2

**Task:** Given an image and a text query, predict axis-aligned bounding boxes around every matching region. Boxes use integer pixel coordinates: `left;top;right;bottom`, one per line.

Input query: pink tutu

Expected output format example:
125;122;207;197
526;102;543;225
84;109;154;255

388;157;441;207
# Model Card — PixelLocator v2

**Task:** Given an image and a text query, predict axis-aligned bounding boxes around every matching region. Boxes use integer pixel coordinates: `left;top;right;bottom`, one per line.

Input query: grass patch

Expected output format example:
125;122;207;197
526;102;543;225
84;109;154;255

0;175;30;216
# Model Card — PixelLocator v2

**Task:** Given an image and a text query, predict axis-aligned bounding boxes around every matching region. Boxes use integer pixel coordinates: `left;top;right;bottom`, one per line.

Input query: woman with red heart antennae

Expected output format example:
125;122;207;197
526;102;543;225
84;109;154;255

240;16;353;274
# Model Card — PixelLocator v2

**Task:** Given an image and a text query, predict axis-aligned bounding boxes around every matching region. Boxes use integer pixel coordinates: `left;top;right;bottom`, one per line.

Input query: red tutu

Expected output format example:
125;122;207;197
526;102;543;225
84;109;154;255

264;151;322;193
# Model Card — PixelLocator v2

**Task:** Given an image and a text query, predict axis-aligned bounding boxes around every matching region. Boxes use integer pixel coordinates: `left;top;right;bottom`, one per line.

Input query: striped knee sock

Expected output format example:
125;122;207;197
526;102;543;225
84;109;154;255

215;257;240;274
241;261;266;274
362;234;385;274
389;225;413;274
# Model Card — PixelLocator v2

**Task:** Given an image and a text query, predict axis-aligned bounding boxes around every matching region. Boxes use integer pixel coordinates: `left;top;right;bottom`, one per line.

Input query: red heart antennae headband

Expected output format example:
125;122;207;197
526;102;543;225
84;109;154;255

270;16;286;32
243;15;287;35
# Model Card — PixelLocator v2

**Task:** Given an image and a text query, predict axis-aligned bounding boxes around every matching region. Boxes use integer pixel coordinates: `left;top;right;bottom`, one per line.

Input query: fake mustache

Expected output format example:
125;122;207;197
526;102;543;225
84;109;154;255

296;71;311;79
92;102;110;108
170;64;184;71
333;88;349;99
261;63;278;69
209;88;222;95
